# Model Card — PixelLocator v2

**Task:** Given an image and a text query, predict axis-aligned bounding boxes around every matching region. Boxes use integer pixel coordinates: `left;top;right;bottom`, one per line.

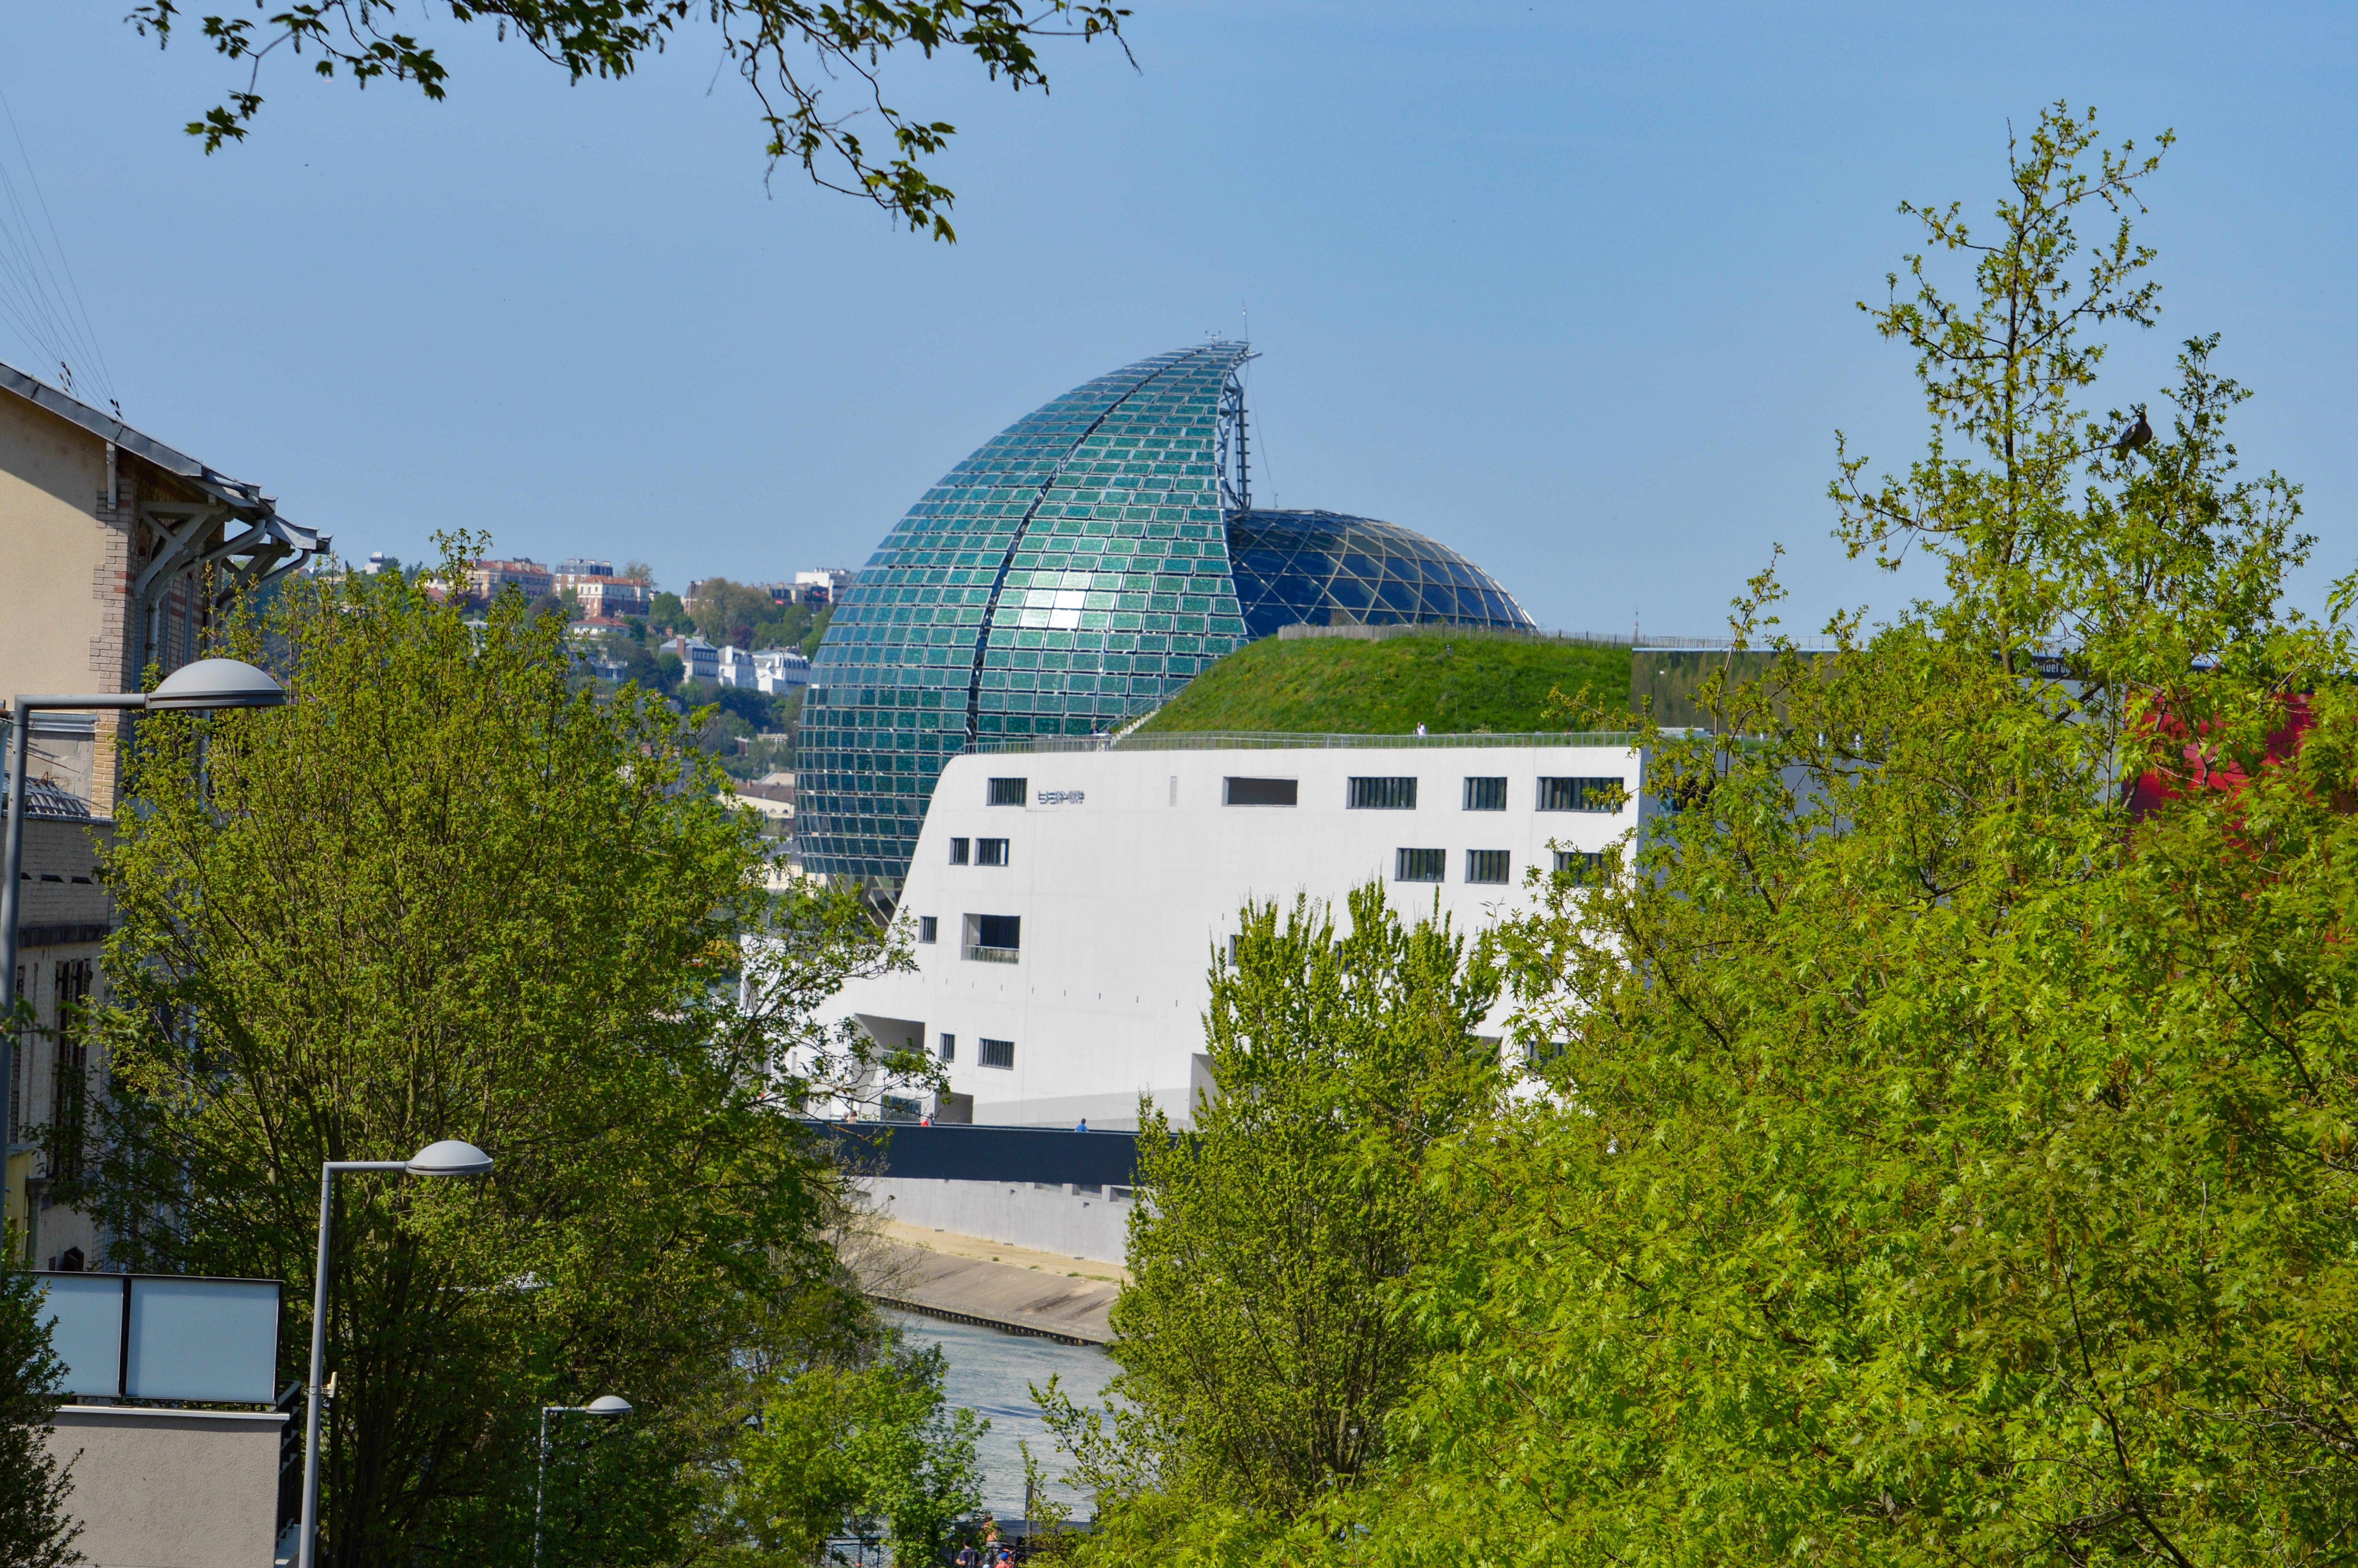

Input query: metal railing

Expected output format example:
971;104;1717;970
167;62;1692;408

974;729;1653;756
963;944;1020;964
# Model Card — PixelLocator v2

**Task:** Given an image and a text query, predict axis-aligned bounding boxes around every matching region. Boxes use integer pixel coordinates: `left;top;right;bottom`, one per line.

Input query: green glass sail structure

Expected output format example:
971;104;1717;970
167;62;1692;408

796;341;1534;882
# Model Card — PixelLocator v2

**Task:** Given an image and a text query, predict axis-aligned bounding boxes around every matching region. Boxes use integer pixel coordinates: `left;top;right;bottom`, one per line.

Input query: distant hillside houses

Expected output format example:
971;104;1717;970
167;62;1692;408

660;635;811;695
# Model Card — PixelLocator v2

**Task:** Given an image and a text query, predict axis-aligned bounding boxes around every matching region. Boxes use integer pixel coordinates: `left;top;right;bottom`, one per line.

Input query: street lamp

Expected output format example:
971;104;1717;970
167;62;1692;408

0;659;284;1241
296;1139;495;1568
536;1394;634;1568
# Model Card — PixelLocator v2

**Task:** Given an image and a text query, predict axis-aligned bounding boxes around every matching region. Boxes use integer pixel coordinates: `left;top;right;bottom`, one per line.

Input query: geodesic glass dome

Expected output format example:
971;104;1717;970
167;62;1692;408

1226;508;1531;640
794;342;1535;882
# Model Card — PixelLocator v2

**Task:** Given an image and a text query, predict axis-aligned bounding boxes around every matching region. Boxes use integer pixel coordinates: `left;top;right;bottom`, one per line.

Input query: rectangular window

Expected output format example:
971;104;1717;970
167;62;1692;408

1537;776;1624;812
939;1033;955;1063
918;916;938;944
1395;847;1446;882
50;959;91;1180
1466;850;1511;884
7;964;19;1144
964;914;1021;962
988;776;1028;806
1463;776;1507;811
1554;849;1609;881
1224;776;1298;807
976;838;1010;867
979;1038;1016;1069
947;837;970;865
1347;776;1418;810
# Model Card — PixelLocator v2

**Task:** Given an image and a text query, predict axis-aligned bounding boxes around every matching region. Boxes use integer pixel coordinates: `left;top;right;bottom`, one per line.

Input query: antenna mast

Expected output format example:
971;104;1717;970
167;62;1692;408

1216;349;1259;515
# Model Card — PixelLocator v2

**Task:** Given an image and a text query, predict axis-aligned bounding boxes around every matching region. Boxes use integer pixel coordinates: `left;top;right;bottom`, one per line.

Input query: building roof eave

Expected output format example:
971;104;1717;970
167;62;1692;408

0;357;304;529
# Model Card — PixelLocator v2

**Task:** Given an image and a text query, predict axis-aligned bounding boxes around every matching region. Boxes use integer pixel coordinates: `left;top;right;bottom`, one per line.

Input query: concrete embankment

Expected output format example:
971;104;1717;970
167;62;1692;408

846;1220;1126;1345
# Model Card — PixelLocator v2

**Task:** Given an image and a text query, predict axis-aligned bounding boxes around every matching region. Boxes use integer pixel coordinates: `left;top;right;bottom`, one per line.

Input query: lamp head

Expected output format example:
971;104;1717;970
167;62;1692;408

147;658;285;711
405;1139;494;1178
584;1395;633;1417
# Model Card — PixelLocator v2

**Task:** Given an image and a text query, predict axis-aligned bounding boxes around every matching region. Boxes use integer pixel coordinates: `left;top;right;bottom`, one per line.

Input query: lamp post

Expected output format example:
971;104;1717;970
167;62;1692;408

297;1138;494;1568
0;659;284;1243
536;1394;633;1568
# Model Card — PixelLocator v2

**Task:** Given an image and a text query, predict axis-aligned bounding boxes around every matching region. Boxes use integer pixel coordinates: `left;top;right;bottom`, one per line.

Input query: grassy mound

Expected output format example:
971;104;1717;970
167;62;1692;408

1137;631;1633;736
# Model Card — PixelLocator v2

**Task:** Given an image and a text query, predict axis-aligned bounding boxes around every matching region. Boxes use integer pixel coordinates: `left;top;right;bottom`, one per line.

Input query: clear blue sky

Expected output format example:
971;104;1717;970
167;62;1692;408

2;3;2352;637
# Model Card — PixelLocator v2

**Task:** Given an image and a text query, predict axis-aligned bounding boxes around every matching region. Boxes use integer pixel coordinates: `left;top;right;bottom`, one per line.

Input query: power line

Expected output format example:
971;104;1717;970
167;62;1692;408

0;76;113;410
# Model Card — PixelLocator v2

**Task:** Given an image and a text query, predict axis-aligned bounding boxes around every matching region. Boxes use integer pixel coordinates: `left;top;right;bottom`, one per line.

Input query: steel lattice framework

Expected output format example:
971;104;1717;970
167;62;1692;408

795;341;1535;884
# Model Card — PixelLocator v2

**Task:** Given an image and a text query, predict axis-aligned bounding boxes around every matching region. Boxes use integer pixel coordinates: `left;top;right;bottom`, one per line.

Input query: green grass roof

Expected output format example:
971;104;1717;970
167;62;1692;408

1136;631;1634;736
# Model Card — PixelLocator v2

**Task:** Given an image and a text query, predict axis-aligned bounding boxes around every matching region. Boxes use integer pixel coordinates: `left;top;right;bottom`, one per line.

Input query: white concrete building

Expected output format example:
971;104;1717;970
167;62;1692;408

795;568;854;605
714;643;759;689
829;733;1648;1131
753;646;812;697
665;634;721;683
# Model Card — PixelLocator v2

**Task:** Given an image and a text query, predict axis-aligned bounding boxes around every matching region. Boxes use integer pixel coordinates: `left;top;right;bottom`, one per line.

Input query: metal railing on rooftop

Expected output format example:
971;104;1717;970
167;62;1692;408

973;730;1653;755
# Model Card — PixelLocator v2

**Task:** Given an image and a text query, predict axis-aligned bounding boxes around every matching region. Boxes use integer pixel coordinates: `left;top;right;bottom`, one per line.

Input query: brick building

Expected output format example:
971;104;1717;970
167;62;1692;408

465;557;554;604
1;360;325;813
2;358;324;1256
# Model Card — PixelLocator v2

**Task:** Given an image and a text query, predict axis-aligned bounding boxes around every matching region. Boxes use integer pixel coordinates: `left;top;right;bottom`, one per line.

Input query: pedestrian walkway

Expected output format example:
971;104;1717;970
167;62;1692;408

846;1222;1124;1344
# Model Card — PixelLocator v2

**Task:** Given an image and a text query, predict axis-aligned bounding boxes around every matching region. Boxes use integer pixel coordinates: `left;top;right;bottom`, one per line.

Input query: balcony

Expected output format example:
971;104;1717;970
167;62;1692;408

962;913;1021;963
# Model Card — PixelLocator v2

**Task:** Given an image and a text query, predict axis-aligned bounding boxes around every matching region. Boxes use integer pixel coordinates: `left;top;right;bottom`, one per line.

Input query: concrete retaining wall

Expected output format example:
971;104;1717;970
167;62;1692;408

44;1404;285;1568
862;1177;1130;1263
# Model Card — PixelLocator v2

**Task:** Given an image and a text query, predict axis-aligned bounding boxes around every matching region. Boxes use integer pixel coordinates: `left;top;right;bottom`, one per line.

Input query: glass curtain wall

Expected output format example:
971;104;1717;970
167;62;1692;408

797;343;1253;881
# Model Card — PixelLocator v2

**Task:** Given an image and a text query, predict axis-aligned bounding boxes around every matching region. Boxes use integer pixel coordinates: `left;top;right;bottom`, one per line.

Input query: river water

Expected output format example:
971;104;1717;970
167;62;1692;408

882;1308;1117;1518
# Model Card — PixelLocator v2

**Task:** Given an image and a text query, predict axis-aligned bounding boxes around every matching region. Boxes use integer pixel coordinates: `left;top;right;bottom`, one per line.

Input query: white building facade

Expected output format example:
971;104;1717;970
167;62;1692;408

753;646;812;697
665;634;721;683
714;644;758;689
829;733;1650;1131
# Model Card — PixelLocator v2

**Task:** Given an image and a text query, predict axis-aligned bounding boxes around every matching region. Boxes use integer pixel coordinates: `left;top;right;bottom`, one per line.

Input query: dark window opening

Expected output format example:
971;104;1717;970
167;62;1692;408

947;837;970;865
988;777;1028;806
1466;850;1511;884
1463;776;1507;811
976;838;1010;867
50;959;91;1181
939;1033;956;1063
1224;776;1298;807
1537;776;1623;812
1347;776;1419;810
980;1038;1016;1069
918;916;938;944
1554;849;1609;882
1396;847;1446;882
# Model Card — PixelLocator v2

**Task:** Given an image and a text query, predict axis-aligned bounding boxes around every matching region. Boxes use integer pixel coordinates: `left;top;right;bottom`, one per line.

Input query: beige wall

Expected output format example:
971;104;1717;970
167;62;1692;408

44;1406;286;1568
0;393;111;700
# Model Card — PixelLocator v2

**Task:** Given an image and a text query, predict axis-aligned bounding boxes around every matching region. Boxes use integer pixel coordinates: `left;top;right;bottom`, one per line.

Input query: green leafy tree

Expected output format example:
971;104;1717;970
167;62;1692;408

77;539;926;1566
717;1336;983;1566
1049;885;1502;1553
797;605;833;659
693;579;787;651
1319;104;2358;1568
128;0;1130;238
651;592;689;635
0;1251;77;1568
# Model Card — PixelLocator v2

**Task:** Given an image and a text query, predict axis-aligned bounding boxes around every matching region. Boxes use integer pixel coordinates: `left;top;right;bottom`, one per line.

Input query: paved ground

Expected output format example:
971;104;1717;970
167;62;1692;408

847;1223;1125;1344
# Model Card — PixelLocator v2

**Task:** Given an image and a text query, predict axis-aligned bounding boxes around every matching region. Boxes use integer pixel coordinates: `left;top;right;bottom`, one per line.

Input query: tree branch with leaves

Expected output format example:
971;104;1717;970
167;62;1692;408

128;0;1134;239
